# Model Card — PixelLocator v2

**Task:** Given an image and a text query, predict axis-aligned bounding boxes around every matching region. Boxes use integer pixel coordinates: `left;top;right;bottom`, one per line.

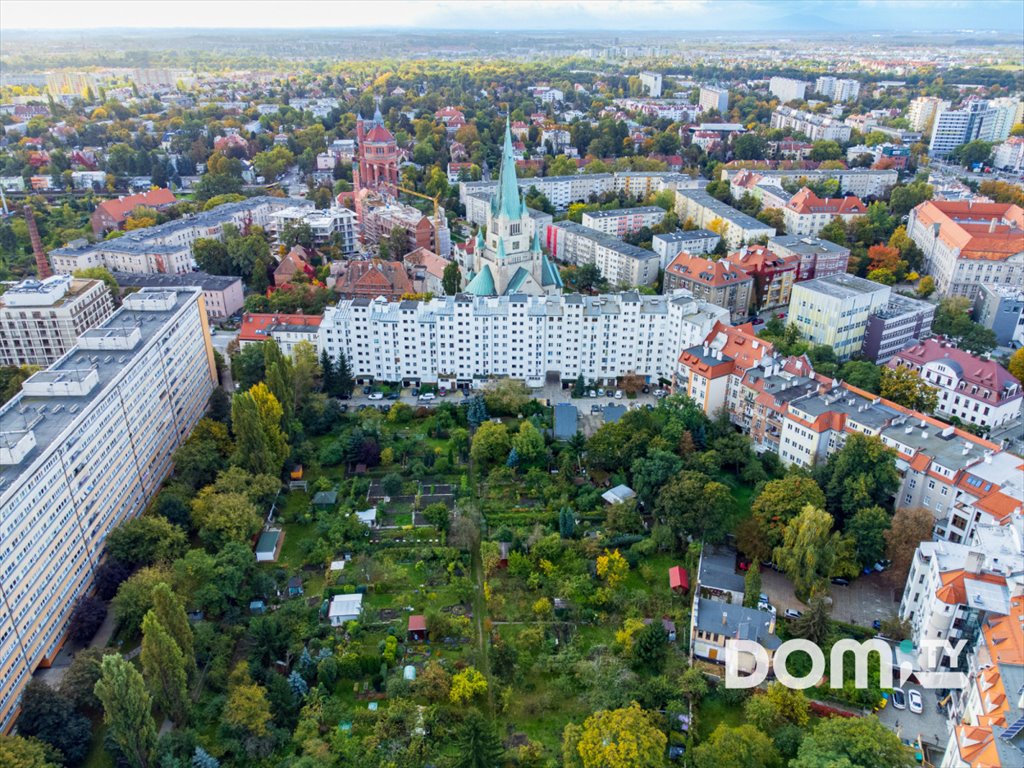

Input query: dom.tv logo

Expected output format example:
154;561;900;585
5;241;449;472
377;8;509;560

725;637;969;690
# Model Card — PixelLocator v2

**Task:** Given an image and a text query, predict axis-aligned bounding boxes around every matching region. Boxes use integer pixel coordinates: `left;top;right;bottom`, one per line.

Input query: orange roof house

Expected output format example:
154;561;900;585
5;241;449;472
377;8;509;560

334;260;413;301
274;246;316;286
91;188;177;234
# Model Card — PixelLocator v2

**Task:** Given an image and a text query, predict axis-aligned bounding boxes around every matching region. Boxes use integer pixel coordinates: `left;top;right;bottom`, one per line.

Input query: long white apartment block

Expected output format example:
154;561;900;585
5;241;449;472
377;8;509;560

547;221;660;287
49;196;312;275
0;287;217;731
0;275;115;367
317;290;728;388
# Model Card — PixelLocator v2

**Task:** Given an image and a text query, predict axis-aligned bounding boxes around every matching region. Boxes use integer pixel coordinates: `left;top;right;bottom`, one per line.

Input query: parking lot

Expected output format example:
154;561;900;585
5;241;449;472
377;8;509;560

875;683;950;758
761;568;901;628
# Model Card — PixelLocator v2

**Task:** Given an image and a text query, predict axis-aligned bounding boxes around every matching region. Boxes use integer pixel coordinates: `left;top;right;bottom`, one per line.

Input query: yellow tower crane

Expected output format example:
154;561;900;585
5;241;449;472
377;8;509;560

391;184;443;231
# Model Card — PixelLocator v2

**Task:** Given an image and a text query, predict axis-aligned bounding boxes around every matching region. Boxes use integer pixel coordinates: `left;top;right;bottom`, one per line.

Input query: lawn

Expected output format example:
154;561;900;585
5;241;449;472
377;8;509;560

696;691;748;741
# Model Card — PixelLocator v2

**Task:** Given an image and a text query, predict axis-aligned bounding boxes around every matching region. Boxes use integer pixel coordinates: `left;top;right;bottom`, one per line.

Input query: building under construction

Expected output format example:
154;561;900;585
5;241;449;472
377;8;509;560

356;189;451;258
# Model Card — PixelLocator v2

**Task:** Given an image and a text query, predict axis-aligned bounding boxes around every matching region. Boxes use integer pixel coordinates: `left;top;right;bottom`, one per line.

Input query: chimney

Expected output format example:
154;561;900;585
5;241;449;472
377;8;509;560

23;205;52;279
722;611;728;626
965;550;985;574
989;218;997;234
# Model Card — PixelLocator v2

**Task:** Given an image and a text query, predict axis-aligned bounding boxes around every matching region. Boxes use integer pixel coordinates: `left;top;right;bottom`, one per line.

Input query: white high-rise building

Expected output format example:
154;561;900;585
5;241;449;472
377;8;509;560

907;96;951;135
317;290;728;389
928;101;1008;158
0;287;217;731
769;77;807;102
0;275;115;367
814;76;860;102
639;71;663;98
698;86;729;115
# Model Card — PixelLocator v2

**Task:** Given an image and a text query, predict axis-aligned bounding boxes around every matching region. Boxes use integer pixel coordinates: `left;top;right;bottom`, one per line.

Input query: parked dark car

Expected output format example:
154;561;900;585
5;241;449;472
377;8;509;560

411;387;420;397
362;386;371;395
385;392;400;400
831;577;850;586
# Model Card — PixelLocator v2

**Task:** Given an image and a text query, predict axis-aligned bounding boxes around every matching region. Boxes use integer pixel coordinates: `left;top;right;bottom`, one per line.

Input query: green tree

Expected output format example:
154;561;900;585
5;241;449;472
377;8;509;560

884;506;935;587
750;474;827;552
744;682;810;731
818;217;847;246
933;296;997;355
230;383;289;477
190;487;261;546
105;515;187;569
453;711;504;768
224;678;272;737
838;360;881;393
881;365;939;412
949;140;995;169
916;275;935;298
442;261;462;295
93;654;157;768
140;611;189;724
449;666;488;705
655;470;731;544
574;703;667;768
482;378;531;416
72;267;120;303
0;735;60;768
511;420;545;465
790;595;833;646
774;505;838;600
111;566;172;635
809;141;843;161
816;433;899;522
792;715;915;768
15;681;92;766
632;620;668;673
631;449;683;507
263;340;295;426
470;421;511;468
151;583;196;681
692;724;780;768
845;505;891;569
743;562;762;608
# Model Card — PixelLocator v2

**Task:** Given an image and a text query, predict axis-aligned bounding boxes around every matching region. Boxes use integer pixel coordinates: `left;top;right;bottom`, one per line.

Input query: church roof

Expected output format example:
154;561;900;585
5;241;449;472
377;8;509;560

491;116;526;221
464;264;496;296
506;267;530;293
540;253;563;288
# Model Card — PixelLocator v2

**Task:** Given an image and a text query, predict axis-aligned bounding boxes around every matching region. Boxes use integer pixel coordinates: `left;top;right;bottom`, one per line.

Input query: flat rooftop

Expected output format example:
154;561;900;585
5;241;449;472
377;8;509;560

110;271;242;292
583;206;666;219
0;287;201;491
796;273;889;300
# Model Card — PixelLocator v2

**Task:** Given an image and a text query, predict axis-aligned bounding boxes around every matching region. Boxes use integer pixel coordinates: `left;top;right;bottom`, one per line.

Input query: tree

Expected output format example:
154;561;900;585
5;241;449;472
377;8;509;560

839;360;881;393
916;275;935;298
111;566;172;635
881;365;938;412
140;611;189;724
733;134;766;160
191;747;220;768
743;562;762;608
809;141;842;161
231;343;267;391
230;383;289;477
482;378;531;416
73;267;120;303
190;487;261;546
750;474;826;552
575;702;666;768
630;449;683;507
774;505;838;600
949;140;994;169
655;471;731;544
106;515;187;569
692;724;780;768
933;296;997;355
68;595;107;644
224;663;272;737
818;217;847;246
0;735;60;768
382;472;404;497
60;648;112;712
15;681;92;766
470;421;511;468
93;654;157;768
449;666;488;705
442;261;462;295
845;505;891;569
511;420;545;465
596;549;629;589
451;710;504;768
790;595;833;646
792;715;915;768
151;583;196;681
422;502;450;532
632;620;668;672
885;507;935;586
744;682;810;731
816;433;899;523
1009;348;1024;383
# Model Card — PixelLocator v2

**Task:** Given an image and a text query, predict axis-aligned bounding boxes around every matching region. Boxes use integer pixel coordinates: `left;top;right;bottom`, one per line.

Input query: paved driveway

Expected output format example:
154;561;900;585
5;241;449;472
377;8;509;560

875;683;950;758
760;569;900;628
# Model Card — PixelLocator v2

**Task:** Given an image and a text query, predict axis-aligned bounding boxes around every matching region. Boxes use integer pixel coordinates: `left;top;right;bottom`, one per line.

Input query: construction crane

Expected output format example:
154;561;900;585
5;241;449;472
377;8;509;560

391;184;443;231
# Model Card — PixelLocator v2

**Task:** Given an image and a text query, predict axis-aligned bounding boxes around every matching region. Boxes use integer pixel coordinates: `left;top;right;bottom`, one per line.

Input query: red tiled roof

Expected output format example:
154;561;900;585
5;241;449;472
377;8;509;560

96;188;177;222
408;614;427;632
912;200;1024;260
364;123;395;143
239;312;322;342
786;187;866;216
889;337;1021;405
665;252;753;288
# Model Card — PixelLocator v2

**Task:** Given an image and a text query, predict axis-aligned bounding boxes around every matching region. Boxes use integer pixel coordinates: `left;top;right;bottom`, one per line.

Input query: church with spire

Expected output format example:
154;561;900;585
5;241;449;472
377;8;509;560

464;119;562;297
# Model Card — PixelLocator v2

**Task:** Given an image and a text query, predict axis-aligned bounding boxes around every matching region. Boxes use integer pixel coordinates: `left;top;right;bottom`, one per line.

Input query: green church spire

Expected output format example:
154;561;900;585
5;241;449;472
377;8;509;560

491;116;525;220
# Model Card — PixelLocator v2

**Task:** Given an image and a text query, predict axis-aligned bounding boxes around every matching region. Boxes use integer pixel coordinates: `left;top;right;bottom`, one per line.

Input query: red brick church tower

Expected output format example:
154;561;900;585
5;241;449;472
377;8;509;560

354;102;399;194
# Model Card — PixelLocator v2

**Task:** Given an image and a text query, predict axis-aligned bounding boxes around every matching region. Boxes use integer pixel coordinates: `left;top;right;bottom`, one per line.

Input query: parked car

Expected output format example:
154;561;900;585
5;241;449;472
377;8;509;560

419;392;436;401
368;392;383;401
891;688;907;710
385;392;400;400
831;577;850;586
588;390;596;398
438;389;448;397
908;689;923;714
597;388;605;397
411;387;420;397
614;390;624;399
338;404;348;413
784;609;803;620
590;404;602;414
653;389;667;398
752;317;765;325
362;386;371;395
642;385;650;394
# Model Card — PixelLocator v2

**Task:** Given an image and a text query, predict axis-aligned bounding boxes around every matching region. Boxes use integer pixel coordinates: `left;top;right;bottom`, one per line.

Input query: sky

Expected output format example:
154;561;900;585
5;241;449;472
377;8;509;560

2;0;1021;33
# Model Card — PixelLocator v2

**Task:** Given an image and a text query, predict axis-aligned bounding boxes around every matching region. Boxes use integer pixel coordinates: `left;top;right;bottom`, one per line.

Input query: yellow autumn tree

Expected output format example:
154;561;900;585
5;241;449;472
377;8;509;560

615;617;646;653
596;549;629;589
449;666;488;705
574;702;666;768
